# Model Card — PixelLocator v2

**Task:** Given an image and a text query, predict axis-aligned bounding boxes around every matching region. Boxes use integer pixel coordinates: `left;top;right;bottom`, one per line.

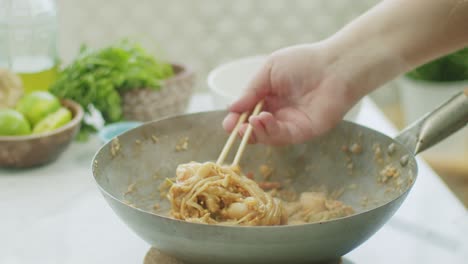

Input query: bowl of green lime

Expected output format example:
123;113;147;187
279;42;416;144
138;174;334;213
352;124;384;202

0;91;83;168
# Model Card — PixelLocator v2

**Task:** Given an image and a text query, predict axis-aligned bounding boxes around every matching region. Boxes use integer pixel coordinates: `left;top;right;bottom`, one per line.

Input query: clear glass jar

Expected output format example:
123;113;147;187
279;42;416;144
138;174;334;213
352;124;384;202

0;0;58;94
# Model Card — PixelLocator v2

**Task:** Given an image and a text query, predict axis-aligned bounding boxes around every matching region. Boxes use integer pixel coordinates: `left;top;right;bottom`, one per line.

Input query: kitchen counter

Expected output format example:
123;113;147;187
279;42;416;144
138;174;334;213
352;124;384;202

0;94;466;264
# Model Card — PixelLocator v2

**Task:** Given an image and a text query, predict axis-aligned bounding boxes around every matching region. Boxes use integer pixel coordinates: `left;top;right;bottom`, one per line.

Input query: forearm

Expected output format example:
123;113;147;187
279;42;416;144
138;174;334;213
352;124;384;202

325;0;468;96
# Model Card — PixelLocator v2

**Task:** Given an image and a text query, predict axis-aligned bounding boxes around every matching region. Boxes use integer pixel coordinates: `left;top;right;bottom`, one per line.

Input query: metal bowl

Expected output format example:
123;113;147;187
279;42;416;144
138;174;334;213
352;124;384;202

93;89;467;263
92;111;417;264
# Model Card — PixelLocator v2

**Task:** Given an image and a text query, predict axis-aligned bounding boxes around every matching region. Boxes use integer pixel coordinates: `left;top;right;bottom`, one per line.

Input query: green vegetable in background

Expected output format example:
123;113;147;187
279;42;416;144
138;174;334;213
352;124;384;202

0;109;31;136
16;91;61;126
406;47;468;82
50;40;174;140
33;107;72;134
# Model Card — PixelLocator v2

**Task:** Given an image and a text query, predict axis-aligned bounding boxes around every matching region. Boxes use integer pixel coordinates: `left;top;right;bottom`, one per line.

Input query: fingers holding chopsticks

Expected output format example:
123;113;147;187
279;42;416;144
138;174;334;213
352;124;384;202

237;111;296;146
249;111;280;143
223;60;272;134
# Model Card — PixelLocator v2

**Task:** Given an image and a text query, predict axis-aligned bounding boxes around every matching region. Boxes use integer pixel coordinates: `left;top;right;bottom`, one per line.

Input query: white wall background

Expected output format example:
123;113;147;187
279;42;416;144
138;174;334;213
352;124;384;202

56;0;379;91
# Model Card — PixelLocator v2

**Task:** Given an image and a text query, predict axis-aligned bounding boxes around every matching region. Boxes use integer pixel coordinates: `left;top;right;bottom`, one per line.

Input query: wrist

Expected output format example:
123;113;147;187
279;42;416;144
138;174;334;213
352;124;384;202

323;25;410;99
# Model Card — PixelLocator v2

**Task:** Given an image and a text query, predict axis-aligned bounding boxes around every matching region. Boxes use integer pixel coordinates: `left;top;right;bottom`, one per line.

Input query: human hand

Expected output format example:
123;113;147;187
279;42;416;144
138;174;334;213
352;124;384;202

223;0;468;146
222;43;364;145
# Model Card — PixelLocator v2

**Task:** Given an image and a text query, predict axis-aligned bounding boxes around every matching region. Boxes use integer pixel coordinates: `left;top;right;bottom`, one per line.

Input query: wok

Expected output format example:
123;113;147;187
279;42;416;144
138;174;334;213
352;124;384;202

92;90;467;264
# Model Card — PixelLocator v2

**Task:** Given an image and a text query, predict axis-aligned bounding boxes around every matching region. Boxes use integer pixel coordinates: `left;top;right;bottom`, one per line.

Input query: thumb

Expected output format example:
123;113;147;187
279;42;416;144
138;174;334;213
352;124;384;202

229;59;272;113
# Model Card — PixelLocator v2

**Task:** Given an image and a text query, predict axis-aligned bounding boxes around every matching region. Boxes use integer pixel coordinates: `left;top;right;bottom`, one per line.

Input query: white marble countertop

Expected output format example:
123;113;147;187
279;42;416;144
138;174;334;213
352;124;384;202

0;94;466;264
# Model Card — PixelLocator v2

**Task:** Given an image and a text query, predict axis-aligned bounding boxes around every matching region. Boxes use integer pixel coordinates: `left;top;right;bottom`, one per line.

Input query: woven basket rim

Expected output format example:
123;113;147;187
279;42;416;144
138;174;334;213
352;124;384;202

119;62;194;93
163;62;194;85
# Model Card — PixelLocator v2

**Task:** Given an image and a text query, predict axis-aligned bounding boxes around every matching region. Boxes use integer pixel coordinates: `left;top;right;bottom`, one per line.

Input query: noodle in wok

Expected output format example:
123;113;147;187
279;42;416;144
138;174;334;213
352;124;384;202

168;162;287;226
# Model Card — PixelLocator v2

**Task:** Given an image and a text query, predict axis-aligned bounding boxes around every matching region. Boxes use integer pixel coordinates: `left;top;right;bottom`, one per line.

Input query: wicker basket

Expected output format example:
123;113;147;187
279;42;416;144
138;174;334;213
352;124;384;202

121;64;195;122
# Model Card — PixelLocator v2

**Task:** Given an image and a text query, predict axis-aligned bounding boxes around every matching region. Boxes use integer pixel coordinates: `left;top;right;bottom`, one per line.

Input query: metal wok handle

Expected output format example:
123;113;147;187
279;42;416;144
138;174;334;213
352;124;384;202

395;88;468;155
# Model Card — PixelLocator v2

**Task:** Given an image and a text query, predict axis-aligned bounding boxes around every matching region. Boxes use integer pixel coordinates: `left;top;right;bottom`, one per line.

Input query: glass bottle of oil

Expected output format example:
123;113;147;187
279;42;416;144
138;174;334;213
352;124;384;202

0;0;58;94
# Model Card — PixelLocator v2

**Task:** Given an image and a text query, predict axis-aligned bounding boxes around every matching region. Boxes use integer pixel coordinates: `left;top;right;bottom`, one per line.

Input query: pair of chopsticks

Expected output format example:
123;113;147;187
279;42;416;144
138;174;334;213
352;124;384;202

216;101;264;167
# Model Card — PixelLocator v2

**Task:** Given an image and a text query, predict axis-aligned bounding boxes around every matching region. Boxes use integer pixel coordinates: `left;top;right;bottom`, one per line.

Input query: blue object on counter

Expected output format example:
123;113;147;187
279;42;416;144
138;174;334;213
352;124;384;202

98;121;143;143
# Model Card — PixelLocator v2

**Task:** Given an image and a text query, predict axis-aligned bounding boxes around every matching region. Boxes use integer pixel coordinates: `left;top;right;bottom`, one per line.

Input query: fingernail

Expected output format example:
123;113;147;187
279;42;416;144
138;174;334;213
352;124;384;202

222;116;229;128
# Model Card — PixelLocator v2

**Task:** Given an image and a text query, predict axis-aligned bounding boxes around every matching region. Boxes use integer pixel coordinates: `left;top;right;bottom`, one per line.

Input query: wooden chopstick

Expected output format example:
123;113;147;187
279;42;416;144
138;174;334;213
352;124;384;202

216;112;248;165
231;101;263;167
216;101;264;167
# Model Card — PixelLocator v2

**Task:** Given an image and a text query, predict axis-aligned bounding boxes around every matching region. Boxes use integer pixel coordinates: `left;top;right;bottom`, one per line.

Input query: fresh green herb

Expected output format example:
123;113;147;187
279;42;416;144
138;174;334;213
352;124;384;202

50;40;174;140
406;47;468;82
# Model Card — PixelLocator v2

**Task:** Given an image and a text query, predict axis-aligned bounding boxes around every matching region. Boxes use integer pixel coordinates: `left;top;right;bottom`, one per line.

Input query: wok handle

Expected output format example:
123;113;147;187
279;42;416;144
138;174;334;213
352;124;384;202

395;88;468;155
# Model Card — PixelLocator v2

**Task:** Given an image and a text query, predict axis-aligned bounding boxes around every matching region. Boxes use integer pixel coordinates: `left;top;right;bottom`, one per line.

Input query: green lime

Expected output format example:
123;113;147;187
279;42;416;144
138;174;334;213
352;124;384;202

0;109;31;136
16;91;61;126
33;107;72;134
